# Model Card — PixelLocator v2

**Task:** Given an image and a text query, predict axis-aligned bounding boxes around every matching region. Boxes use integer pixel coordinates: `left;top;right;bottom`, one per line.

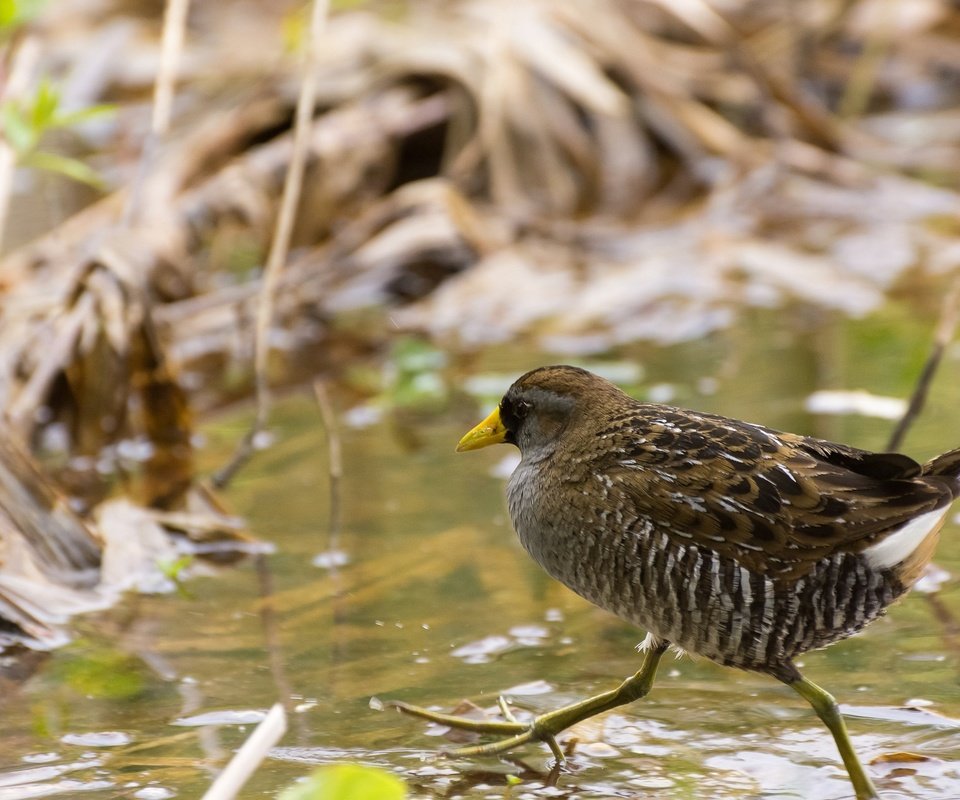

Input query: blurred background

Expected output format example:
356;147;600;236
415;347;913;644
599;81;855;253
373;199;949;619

1;0;960;797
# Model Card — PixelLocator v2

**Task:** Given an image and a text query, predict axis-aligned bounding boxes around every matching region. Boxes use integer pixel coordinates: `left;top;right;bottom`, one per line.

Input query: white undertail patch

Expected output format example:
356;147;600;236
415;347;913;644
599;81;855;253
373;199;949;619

864;508;947;569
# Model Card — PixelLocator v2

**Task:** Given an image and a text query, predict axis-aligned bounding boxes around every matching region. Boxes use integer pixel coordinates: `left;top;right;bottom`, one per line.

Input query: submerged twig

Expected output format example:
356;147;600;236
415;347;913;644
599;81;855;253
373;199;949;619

200;702;287;800
309;381;349;725
213;0;330;489
311;379;348;651
312;380;342;552
924;593;960;661
886;278;960;452
255;553;296;714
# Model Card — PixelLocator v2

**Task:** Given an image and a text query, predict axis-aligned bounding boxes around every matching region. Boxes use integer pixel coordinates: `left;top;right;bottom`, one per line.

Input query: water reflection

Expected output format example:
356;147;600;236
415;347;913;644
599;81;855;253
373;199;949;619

1;305;960;796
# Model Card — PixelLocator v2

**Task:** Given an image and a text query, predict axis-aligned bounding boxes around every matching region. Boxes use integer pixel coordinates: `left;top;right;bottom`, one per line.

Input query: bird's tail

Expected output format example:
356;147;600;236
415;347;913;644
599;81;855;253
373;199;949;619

923;447;960;491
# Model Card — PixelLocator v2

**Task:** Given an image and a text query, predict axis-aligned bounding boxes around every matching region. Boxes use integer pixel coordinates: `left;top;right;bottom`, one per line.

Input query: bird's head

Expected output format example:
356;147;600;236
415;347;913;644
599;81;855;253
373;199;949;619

456;365;627;457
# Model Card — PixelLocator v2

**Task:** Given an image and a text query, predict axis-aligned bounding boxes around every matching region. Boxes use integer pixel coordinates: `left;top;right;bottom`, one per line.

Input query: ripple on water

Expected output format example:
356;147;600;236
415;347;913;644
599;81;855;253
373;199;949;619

60;732;131;747
451;624;554;664
133;787;176;799
508;624;550;645
450;635;512;664
501;679;554;696
170;709;266;727
0;779;114;799
20;754;59;765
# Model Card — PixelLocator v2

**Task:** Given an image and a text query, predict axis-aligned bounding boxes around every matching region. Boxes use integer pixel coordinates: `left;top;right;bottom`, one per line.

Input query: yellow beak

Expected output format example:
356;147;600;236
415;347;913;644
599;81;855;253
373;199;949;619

456;407;507;452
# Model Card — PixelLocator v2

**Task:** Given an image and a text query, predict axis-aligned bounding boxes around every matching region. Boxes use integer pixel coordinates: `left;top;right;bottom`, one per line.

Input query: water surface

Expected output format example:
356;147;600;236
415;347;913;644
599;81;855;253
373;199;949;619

2;304;960;798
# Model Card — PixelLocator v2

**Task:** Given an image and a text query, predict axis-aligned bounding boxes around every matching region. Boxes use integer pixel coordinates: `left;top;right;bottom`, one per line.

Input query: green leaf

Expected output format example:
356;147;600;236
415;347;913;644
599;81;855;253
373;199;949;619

53;103;116;129
20;150;106;189
0;0;16;28
158;554;194;581
30;78;60;130
279;764;406;800
1;103;36;153
0;0;46;32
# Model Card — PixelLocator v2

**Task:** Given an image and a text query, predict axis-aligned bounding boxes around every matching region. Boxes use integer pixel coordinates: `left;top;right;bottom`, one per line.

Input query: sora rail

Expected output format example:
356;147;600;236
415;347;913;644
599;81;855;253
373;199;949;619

390;365;960;799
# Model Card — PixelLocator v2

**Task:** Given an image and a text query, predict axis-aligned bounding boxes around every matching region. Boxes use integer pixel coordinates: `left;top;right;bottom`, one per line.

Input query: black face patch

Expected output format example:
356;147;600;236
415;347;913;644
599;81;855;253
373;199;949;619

500;395;531;444
500;384;577;449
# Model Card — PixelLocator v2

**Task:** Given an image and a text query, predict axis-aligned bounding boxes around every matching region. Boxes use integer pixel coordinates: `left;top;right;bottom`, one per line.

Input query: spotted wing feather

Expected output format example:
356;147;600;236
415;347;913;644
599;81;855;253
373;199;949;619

597;406;952;580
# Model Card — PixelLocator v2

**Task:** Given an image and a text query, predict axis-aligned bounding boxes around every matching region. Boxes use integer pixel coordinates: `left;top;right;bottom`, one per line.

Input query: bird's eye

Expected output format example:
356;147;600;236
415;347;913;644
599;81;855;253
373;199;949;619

500;396;530;433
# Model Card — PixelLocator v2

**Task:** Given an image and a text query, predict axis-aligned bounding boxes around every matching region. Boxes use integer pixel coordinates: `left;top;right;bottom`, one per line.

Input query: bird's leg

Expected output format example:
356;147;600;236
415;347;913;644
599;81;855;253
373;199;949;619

786;674;880;800
388;639;669;761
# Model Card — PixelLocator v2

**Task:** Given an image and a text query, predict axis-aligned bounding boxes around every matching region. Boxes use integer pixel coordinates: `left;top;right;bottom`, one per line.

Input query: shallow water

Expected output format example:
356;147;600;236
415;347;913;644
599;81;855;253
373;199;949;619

3;303;960;798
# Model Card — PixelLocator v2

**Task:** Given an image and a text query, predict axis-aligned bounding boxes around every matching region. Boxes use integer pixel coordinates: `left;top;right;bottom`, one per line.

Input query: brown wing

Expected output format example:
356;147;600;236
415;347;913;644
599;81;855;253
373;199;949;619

596;406;951;581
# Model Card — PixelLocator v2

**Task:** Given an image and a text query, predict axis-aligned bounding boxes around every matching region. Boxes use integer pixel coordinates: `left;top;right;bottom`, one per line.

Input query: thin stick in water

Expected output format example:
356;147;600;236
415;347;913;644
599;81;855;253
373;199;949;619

213;0;331;488
886;278;960;453
200;702;287;800
123;0;191;226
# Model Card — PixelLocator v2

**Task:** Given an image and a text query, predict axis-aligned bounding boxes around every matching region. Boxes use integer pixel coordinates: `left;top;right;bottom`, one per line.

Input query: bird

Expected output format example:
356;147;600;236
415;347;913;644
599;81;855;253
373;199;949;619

389;365;960;799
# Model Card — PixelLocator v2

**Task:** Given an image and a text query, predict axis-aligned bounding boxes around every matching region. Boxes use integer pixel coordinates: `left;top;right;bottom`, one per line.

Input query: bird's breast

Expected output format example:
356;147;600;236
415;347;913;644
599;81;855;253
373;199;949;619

505;459;565;574
505;460;655;607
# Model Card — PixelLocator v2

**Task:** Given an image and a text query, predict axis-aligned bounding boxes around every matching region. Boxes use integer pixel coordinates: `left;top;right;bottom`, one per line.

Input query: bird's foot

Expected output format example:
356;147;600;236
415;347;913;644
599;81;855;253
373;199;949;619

387;642;669;763
386;695;567;762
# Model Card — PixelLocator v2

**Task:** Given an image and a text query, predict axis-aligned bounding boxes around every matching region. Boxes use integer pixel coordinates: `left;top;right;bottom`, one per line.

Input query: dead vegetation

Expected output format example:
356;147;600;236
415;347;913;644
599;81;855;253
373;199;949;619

1;0;960;648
